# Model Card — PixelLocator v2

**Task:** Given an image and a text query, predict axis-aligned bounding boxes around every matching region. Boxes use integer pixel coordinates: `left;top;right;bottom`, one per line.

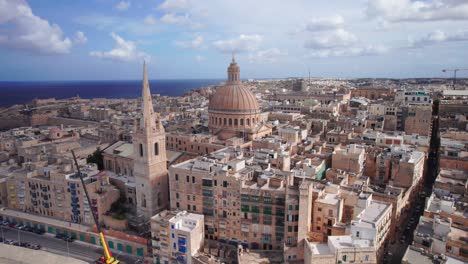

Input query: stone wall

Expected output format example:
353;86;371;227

103;214;128;231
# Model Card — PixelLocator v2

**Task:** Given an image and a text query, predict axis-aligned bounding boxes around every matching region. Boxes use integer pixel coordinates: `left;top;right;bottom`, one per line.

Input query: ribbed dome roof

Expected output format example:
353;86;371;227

209;83;259;113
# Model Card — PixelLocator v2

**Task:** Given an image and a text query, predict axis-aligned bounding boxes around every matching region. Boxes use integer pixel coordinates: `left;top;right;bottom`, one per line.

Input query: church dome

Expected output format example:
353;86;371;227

208;58;259;114
208;57;262;133
209;84;259;114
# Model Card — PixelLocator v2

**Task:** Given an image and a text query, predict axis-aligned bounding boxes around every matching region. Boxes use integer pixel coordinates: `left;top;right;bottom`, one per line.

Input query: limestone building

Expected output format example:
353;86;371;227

151;210;204;264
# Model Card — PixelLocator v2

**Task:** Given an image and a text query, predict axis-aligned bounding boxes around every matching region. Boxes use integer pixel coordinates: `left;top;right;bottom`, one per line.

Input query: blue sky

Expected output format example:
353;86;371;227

1;0;468;80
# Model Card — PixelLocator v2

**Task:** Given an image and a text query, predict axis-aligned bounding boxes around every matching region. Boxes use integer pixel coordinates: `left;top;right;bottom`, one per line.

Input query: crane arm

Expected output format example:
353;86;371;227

71;150;119;264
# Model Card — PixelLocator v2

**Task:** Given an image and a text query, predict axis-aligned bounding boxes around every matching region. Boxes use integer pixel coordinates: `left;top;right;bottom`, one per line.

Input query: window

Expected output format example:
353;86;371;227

175;174;179;181
176;193;179;199
202;179;213;187
317;207;322;212
288;226;292;232
139;143;143;157
176;202;179;208
193;205;196;211
356;231;360;237
192;176;195;183
187;205;191;210
317;226;321;231
154;142;159;155
342;255;347;261
186;176;189;182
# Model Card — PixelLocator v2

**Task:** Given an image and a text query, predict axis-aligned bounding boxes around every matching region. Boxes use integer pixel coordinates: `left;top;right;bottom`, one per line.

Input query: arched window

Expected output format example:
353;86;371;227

240;119;244;126
229;118;232;126
247;118;250;126
224;118;227;125
234;119;238;126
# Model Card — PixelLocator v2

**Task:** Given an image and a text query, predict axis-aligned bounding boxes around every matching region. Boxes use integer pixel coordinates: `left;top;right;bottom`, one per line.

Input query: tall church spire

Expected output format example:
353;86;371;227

141;61;155;130
133;61;168;221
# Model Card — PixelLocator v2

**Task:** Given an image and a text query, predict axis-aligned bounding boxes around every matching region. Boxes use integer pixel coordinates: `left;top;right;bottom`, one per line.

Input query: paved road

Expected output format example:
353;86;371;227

0;226;144;264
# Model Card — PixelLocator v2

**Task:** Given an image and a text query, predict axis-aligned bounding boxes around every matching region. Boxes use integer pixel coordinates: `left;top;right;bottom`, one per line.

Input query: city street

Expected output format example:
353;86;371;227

0;226;143;264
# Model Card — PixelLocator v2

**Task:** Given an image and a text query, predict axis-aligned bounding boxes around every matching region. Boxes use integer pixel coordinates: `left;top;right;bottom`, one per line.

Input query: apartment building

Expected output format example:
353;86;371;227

305;200;392;264
5;162;119;226
151;210;204;264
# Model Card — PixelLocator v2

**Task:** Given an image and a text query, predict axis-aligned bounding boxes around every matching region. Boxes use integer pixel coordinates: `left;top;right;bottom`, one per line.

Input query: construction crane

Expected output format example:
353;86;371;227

71;150;120;264
442;68;468;89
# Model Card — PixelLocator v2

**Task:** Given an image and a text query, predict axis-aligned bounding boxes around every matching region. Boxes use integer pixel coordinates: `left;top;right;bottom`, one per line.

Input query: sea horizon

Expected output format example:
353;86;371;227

0;79;224;108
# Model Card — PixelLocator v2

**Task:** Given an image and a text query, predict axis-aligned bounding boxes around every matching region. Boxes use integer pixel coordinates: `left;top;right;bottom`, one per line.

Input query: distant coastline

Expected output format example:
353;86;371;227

0;79;223;108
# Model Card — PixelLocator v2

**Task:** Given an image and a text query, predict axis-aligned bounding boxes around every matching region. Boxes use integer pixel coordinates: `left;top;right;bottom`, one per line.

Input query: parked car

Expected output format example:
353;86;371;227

63;236;75;242
32;244;41;250
20;242;30;247
24;226;33;232
55;233;64;239
34;228;45;235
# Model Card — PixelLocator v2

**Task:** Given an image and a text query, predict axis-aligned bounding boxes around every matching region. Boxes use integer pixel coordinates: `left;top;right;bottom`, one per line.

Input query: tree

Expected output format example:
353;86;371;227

87;147;104;170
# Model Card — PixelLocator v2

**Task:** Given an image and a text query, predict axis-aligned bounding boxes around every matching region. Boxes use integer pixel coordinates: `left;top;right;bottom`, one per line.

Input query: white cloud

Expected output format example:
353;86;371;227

195;55;205;62
160;13;197;27
115;1;130;11
213;34;263;53
144;15;157;25
73;31;87;45
307;45;388;58
304;29;357;49
0;0;72;54
305;15;344;32
248;48;286;63
175;35;203;49
158;0;188;11
89;32;149;62
409;30;468;48
75;14;162;36
366;0;468;22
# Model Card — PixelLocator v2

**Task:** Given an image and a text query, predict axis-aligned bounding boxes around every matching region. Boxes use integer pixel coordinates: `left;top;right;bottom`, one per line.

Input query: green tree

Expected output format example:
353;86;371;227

87;147;104;170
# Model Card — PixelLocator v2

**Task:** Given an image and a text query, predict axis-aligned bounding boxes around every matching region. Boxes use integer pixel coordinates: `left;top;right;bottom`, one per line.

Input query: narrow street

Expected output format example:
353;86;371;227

0;226;143;264
385;99;440;264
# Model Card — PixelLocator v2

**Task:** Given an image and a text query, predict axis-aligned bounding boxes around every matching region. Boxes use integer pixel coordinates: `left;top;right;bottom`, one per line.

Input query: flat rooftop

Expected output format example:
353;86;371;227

356;201;391;224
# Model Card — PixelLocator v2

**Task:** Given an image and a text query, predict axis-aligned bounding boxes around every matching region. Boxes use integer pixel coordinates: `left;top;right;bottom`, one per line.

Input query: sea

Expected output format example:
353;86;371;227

0;79;223;108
